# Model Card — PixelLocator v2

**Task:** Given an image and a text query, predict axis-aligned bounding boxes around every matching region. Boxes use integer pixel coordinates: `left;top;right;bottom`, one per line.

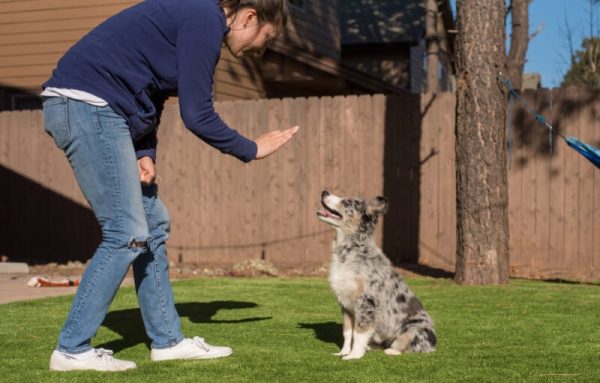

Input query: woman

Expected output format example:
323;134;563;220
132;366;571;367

42;0;297;372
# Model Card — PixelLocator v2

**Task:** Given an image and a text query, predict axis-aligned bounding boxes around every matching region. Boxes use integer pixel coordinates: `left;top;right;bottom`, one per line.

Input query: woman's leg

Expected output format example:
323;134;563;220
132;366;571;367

132;173;232;361
133;184;184;349
44;97;230;363
43;97;148;354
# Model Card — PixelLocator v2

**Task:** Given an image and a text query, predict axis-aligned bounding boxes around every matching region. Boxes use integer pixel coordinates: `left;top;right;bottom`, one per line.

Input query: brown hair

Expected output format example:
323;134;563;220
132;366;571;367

220;0;288;28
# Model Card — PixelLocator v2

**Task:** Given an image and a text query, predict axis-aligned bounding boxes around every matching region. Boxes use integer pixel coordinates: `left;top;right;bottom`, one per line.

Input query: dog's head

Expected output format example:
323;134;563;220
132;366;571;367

316;191;388;235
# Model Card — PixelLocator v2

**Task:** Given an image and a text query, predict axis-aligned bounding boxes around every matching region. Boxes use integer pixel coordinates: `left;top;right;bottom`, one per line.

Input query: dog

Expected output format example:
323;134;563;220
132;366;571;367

317;191;436;360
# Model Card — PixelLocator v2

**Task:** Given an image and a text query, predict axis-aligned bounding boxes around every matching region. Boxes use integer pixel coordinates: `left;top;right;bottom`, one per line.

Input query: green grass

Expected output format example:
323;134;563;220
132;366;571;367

1;277;600;382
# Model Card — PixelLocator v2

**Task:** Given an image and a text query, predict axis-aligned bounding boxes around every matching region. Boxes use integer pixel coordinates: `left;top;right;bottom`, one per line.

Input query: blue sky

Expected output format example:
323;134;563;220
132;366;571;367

449;0;593;88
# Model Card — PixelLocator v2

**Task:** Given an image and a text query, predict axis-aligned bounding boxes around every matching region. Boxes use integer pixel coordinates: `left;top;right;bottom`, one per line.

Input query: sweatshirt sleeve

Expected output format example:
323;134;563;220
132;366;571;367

134;129;157;161
175;7;257;163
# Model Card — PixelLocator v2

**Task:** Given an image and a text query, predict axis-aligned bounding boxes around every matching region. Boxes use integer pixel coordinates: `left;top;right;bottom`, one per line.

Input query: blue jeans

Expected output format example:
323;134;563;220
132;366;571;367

43;97;184;353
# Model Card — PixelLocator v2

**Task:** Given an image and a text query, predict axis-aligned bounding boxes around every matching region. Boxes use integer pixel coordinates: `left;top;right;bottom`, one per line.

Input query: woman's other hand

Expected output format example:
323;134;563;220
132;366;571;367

254;126;299;159
137;156;156;185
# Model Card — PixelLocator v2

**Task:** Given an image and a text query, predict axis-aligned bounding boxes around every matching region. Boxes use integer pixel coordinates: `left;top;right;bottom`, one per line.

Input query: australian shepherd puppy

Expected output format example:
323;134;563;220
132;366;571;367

317;191;436;360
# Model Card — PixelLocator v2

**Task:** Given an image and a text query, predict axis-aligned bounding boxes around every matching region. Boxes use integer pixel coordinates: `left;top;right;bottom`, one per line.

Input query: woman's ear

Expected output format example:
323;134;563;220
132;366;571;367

242;8;258;28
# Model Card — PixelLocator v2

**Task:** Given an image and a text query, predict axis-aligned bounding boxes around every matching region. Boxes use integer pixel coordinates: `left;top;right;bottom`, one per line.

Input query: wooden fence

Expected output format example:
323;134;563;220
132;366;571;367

506;88;600;280
1;90;599;280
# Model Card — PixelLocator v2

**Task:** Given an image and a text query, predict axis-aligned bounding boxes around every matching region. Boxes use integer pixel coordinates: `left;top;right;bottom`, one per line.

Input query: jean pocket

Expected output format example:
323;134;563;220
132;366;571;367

43;97;70;149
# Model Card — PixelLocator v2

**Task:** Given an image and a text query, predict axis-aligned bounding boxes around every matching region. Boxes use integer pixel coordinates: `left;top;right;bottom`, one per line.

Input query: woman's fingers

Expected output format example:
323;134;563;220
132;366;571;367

137;156;157;185
255;126;300;159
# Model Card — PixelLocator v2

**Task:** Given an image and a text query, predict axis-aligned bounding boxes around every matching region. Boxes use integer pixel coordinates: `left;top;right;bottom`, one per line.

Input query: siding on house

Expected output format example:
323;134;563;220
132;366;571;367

0;1;133;88
276;0;340;61
339;0;454;93
340;0;425;45
0;0;341;105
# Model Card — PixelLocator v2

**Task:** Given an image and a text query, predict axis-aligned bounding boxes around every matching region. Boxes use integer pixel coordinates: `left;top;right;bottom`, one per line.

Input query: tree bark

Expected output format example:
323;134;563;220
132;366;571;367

506;0;530;90
454;0;510;284
426;0;440;93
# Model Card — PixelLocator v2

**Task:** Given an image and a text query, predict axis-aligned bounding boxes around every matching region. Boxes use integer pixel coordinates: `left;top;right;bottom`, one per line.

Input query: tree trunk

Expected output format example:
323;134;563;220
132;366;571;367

506;0;530;90
454;0;510;285
426;0;440;93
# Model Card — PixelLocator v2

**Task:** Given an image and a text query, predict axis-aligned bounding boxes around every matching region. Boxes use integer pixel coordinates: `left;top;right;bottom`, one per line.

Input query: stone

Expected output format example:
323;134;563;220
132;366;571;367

0;262;29;274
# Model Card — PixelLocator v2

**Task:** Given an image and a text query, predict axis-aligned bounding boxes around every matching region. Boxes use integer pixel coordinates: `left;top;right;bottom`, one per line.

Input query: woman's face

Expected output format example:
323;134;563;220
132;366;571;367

224;8;280;58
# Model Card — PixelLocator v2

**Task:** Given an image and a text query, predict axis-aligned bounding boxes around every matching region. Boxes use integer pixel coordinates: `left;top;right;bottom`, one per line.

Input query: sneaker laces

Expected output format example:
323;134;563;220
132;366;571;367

191;337;210;352
94;348;114;359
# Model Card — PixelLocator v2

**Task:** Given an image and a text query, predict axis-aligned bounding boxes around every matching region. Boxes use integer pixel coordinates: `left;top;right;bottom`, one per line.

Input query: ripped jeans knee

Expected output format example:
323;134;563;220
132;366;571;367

127;236;149;253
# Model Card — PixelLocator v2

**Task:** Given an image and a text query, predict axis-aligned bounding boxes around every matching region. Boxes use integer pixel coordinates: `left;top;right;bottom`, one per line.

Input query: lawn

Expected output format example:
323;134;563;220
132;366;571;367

1;276;600;382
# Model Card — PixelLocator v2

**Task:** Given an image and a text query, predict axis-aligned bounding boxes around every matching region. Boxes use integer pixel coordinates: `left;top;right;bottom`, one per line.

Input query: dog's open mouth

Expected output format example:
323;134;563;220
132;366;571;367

317;201;342;220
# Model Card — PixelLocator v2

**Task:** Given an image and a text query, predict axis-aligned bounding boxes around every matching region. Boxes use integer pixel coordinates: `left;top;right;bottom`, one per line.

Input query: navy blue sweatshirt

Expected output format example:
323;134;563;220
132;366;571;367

43;0;257;162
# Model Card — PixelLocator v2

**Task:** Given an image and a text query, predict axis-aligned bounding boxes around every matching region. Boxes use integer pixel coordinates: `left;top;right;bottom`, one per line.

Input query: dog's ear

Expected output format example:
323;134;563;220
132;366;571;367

367;196;388;215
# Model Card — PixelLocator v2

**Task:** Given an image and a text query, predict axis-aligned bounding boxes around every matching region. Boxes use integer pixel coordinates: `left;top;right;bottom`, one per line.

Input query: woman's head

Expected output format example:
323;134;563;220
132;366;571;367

221;0;288;58
222;0;288;29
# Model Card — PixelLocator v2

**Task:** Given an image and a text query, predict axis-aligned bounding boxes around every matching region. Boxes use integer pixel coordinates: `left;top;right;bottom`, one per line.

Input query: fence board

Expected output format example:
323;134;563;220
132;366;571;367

437;93;456;270
594;99;600;270
383;94;403;263
578;88;595;269
419;93;439;267
372;94;386;246
507;95;523;272
548;89;566;271
563;89;581;272
357;95;369;196
535;90;551;270
304;96;325;263
344;95;360;196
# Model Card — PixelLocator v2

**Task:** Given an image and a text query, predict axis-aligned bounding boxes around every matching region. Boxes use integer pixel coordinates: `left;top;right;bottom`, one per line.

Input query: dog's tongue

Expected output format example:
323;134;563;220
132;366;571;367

318;209;338;218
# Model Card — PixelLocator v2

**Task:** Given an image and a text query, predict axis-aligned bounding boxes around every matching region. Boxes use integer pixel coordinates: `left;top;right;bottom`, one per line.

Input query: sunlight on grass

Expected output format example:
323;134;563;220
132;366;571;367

1;277;599;382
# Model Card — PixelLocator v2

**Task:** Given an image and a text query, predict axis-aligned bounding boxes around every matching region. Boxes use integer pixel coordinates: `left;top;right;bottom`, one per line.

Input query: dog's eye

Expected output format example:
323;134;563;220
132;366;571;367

352;200;367;214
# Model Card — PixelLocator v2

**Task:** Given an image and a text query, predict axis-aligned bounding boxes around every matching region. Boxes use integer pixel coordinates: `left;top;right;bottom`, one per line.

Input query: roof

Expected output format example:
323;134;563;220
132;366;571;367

340;0;426;45
268;44;411;95
340;0;455;46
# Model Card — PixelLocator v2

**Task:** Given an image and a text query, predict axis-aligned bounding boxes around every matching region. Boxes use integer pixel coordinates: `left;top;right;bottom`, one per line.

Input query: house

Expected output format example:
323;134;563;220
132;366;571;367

0;0;403;112
522;73;542;90
340;0;455;93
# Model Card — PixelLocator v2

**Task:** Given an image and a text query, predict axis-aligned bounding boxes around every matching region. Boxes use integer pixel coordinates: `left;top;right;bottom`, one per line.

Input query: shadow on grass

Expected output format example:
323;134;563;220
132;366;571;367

297;322;343;348
397;263;454;279
538;278;600;286
98;301;271;352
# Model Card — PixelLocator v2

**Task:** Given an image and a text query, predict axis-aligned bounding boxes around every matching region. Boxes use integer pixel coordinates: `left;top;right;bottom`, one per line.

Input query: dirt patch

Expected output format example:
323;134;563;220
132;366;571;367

3;260;447;304
27;259;331;280
27;260;437;281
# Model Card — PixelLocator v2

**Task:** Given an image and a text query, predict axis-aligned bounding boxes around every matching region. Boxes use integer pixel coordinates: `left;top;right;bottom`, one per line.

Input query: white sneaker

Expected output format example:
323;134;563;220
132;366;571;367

49;348;136;371
150;337;233;361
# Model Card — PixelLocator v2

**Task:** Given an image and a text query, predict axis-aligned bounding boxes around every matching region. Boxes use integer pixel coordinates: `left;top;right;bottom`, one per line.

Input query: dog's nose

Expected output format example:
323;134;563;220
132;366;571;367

321;191;330;199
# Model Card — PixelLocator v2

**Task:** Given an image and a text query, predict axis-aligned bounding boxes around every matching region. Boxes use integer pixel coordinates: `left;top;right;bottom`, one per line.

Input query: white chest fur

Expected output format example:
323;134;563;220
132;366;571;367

328;258;361;310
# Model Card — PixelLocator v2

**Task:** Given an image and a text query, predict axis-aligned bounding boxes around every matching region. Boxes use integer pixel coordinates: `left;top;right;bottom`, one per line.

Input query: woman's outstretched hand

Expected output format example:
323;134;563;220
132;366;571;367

137;156;157;185
254;126;299;160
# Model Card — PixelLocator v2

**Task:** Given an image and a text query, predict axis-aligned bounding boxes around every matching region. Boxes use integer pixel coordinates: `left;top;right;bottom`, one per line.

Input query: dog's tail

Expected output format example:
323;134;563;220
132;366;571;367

409;327;436;353
391;326;436;353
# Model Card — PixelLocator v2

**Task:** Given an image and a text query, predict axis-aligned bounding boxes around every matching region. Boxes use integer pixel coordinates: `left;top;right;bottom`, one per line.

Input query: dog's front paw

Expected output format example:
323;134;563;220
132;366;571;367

384;348;402;356
333;349;350;356
342;350;366;360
